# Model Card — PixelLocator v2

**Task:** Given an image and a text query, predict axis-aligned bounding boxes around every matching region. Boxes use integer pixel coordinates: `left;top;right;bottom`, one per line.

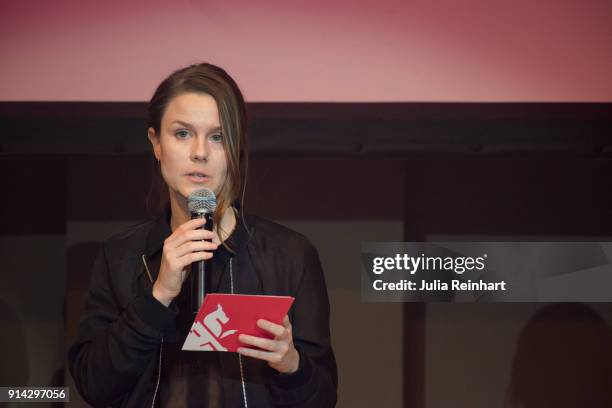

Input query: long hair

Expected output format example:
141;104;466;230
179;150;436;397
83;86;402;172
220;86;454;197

146;63;249;236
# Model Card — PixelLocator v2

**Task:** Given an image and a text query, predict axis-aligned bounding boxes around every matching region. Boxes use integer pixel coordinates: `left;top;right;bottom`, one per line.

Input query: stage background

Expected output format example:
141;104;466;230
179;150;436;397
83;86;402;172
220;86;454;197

1;0;612;407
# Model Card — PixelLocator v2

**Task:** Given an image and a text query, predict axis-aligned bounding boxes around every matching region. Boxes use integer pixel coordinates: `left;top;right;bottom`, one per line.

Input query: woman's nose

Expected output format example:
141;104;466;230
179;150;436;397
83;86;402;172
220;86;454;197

191;135;208;161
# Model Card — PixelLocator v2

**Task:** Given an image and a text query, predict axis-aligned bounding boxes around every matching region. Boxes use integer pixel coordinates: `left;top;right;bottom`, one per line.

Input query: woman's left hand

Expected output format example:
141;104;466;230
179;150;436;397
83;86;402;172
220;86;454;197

237;315;300;374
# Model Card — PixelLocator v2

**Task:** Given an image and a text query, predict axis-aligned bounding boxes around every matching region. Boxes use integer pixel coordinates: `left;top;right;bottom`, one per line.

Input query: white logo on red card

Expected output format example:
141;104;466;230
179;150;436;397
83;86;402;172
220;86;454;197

183;304;237;351
181;293;295;352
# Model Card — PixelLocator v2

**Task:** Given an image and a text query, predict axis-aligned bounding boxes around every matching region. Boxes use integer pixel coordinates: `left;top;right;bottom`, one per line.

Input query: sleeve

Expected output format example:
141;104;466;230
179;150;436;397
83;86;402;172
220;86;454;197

67;244;178;407
269;242;338;407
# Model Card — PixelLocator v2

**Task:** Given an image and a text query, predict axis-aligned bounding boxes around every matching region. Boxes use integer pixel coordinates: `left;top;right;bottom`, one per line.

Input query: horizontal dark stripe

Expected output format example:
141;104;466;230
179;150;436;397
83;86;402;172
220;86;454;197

0;103;610;157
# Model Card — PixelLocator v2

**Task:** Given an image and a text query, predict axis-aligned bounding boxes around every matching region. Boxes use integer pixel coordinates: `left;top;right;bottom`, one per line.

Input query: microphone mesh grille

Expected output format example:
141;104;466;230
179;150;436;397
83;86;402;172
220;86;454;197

187;188;217;214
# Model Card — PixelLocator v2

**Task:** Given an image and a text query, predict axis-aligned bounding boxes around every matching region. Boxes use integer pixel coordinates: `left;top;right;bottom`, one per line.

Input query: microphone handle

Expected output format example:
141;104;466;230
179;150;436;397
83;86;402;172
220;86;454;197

190;212;213;315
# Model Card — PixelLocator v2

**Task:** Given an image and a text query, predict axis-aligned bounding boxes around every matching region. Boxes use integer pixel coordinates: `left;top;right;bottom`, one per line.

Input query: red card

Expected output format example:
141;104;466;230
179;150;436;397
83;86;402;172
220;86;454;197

182;293;294;352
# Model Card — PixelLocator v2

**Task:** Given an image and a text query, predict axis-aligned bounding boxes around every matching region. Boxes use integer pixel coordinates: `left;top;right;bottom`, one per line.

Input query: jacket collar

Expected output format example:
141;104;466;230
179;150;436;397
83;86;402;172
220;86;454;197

145;205;172;259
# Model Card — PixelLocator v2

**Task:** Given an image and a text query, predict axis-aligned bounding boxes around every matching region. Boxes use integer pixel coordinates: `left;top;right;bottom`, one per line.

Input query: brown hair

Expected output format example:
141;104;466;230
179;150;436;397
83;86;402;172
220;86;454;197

146;62;249;235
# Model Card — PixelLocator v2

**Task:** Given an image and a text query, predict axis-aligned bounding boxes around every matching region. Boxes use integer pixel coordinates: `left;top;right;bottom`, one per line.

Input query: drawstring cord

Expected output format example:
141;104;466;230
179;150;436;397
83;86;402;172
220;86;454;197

151;338;163;408
142;255;163;408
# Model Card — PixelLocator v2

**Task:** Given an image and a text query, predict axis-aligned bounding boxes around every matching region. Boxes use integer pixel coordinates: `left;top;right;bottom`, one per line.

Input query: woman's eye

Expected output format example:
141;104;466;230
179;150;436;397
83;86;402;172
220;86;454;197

210;133;223;143
175;129;190;139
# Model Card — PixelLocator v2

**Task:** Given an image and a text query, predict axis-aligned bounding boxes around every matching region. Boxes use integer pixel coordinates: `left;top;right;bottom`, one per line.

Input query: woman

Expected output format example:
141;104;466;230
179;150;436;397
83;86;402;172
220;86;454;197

68;63;337;407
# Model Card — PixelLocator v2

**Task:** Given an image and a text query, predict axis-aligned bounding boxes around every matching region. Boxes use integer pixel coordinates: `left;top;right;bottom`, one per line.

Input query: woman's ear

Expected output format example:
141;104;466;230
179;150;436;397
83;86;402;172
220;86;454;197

147;127;161;161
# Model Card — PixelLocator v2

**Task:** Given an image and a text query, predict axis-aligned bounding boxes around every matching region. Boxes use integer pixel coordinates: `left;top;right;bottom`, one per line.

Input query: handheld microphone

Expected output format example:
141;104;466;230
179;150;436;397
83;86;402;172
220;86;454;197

187;188;217;315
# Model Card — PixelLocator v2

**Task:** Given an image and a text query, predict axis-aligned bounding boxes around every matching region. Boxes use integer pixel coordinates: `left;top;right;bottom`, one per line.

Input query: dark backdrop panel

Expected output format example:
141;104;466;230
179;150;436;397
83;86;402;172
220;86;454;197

403;158;612;239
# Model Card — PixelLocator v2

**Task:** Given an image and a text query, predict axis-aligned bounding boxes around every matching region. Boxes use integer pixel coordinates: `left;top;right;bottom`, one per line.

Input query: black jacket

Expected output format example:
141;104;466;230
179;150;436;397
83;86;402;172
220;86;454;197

68;211;337;407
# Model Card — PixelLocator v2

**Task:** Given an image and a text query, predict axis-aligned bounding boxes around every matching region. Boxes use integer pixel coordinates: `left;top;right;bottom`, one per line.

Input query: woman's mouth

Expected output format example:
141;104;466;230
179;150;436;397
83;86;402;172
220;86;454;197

187;172;210;183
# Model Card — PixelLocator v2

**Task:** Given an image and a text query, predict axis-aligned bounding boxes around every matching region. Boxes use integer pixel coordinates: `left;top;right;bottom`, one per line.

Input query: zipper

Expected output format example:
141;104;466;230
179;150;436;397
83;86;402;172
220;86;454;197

230;258;249;408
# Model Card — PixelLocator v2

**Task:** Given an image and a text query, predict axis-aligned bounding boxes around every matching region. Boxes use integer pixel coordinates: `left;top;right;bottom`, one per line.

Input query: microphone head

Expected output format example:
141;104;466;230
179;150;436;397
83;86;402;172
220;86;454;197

188;188;217;214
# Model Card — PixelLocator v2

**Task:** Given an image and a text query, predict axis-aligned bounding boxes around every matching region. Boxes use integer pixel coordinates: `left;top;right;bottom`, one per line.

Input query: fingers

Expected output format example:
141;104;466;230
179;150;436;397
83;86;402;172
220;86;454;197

257;319;287;339
237;347;282;364
237;318;293;353
163;218;218;259
237;334;289;366
179;217;209;232
237;317;293;351
172;240;218;258
181;228;217;242
238;334;282;352
167;224;217;246
237;322;300;374
182;250;214;265
179;247;215;266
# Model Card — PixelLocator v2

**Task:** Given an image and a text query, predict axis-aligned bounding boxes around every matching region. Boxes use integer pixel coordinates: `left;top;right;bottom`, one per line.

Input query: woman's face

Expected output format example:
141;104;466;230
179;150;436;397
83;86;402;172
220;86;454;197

148;92;228;204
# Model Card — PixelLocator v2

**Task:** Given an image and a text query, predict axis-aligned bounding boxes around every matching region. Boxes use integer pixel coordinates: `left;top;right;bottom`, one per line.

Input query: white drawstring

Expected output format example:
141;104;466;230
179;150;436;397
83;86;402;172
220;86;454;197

151;337;163;408
143;255;163;408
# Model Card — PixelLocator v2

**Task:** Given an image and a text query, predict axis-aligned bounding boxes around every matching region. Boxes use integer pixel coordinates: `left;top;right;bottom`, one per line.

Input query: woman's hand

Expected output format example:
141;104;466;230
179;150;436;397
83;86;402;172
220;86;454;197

152;218;218;306
237;315;300;374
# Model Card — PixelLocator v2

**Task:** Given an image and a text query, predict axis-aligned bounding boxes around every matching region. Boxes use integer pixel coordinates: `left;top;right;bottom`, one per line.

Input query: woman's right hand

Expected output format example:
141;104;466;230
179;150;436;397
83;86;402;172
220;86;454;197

152;218;218;307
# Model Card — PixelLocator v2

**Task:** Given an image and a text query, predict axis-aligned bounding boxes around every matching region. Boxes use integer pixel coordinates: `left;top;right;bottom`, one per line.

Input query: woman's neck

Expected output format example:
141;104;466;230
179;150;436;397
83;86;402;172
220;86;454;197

169;194;236;244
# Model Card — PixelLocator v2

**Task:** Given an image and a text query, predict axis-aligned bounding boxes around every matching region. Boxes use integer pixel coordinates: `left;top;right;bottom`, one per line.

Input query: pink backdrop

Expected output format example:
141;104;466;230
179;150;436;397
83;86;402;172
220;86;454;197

1;0;611;102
